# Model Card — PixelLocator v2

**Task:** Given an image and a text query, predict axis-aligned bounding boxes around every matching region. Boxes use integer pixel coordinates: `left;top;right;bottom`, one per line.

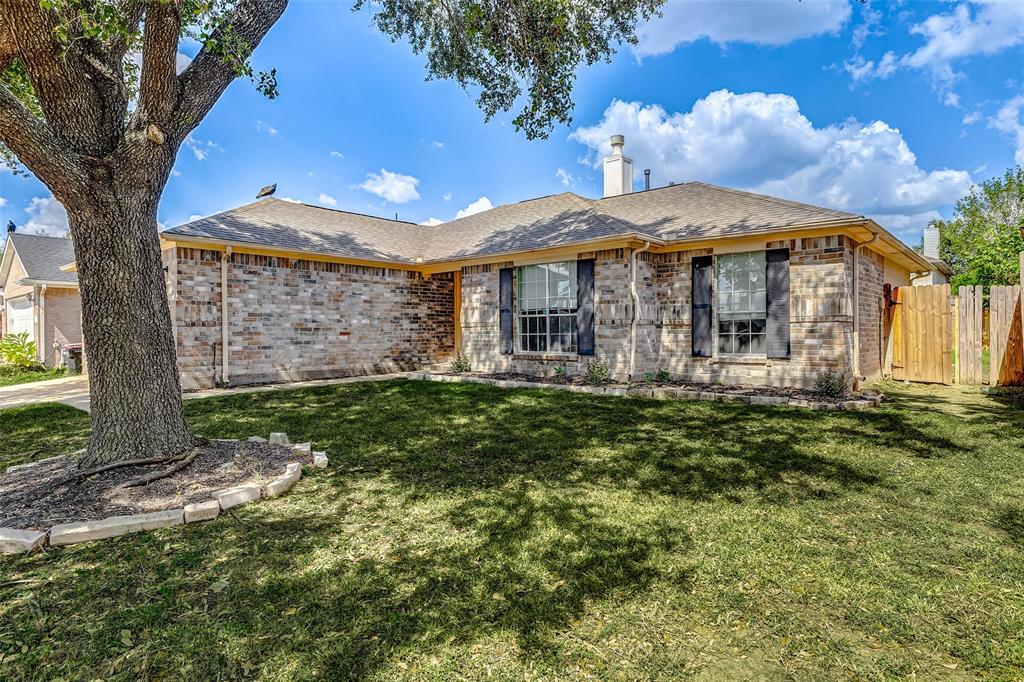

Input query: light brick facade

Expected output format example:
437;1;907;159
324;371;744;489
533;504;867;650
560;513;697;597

458;234;909;388
167;248;455;389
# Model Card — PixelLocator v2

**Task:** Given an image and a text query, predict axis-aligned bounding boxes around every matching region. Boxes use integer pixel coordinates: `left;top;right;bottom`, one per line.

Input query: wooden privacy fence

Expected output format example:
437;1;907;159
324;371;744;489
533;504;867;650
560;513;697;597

892;283;1023;386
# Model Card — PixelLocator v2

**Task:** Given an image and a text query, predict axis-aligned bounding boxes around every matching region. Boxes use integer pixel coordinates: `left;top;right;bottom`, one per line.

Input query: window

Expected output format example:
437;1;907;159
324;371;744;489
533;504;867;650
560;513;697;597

717;251;767;355
516;261;578;353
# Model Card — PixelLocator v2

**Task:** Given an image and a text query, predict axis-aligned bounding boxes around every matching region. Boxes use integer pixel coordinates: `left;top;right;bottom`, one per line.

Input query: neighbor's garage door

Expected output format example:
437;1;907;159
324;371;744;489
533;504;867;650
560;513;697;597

5;297;34;339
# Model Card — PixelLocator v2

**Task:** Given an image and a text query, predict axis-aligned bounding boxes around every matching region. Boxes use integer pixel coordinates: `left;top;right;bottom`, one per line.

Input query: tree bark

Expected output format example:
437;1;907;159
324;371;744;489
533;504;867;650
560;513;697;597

71;157;193;466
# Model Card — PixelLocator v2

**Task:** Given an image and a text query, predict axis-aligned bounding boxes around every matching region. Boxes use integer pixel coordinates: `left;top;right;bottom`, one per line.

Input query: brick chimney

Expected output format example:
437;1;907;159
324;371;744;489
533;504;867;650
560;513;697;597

603;135;633;198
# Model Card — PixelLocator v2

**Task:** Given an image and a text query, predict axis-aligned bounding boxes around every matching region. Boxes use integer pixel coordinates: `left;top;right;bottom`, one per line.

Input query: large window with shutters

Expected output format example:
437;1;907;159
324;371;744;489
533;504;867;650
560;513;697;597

717;251;767;355
516;261;578;353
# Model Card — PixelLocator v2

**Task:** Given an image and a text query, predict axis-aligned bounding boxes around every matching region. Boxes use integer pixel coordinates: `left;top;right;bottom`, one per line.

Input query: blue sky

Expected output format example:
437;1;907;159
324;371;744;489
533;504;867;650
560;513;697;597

2;0;1023;245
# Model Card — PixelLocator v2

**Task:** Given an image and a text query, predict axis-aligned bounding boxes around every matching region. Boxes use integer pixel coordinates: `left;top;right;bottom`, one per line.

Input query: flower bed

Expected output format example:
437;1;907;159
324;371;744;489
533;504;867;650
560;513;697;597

416;372;881;410
0;433;328;554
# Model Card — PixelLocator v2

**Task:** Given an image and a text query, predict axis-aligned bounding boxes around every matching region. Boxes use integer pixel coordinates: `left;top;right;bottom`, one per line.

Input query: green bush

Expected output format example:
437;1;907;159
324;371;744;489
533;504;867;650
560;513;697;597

586;355;611;385
449;353;472;374
0;333;42;369
656;369;671;383
553;366;566;377
814;369;849;399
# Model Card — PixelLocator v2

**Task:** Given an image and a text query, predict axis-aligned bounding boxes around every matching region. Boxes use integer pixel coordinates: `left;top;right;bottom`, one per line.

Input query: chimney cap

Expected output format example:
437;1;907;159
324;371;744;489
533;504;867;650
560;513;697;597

609;134;625;151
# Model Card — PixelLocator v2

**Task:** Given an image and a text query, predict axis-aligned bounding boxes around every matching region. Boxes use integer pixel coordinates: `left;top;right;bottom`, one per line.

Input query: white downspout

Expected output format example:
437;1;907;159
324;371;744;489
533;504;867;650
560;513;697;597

37;284;46;365
221;247;232;385
852;232;879;380
629;241;652;380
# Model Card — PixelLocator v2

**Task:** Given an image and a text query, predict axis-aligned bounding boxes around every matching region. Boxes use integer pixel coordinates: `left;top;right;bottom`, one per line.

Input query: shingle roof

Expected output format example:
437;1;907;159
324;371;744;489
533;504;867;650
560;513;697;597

7;233;78;284
164;183;866;264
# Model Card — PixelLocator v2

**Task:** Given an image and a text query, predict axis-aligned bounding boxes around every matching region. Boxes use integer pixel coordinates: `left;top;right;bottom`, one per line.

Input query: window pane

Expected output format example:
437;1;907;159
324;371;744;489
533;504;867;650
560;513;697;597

719;319;733;335
735;319;750;335
716;251;767;355
751;318;766;334
749;334;766;355
736;334;750;354
718;334;733;354
515;261;579;353
751;290;766;314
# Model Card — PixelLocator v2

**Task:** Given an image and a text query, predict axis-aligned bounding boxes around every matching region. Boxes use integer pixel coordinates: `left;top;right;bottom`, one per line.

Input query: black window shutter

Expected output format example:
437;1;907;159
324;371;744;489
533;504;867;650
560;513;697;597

766;248;791;358
692;255;713;357
576;259;595;355
499;267;514;354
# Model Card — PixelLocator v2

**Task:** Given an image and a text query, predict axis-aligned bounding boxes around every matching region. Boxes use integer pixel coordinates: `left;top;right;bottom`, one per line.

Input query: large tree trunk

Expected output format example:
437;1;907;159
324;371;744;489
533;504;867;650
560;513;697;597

70;167;193;466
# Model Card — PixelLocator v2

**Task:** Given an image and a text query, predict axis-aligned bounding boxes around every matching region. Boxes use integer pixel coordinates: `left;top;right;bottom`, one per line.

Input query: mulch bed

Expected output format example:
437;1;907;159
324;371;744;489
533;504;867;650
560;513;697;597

0;440;309;531
470;372;861;405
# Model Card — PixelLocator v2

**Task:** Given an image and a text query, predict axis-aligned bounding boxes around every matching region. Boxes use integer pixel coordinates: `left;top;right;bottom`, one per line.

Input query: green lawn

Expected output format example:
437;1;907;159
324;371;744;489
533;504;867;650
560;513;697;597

1;379;1023;680
0;365;66;388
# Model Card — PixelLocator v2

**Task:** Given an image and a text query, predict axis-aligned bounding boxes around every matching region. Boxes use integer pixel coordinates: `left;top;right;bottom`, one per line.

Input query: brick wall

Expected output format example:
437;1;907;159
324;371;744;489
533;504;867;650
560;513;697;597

856;248;884;380
457;235;873;389
169;248;455;389
42;288;82;367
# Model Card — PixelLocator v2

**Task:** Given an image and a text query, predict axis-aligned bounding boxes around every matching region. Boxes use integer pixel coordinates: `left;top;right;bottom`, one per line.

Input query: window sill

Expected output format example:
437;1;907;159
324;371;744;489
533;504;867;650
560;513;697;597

711;355;770;365
512;353;579;362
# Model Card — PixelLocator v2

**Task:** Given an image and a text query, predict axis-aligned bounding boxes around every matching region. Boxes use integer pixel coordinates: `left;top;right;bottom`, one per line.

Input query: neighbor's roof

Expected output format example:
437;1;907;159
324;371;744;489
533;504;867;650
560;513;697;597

0;233;78;287
164;182;919;267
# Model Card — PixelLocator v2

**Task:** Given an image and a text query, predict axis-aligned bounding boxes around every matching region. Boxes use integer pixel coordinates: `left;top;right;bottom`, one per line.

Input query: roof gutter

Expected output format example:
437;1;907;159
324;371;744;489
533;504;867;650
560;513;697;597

17;278;79;289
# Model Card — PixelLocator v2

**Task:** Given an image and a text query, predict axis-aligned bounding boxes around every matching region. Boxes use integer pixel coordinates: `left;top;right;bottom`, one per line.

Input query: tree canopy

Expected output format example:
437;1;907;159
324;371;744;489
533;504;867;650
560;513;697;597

934;166;1024;290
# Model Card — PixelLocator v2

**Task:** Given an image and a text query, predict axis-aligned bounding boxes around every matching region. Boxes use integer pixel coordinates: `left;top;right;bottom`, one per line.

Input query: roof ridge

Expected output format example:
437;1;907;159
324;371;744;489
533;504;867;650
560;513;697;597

278;198;421;226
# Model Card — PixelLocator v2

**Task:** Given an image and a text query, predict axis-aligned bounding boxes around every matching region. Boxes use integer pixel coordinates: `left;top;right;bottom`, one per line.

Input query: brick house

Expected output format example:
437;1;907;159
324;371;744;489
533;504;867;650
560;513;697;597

0;231;82;367
159;136;932;390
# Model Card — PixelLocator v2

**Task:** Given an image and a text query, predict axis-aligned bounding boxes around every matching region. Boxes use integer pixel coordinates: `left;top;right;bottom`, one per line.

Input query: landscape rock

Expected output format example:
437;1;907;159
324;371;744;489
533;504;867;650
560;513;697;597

215;484;262;510
0;528;47;554
291;442;312;456
184;500;220;524
247;436;267;443
313;452;329;469
49;509;184;547
748;395;790;406
269;432;290;445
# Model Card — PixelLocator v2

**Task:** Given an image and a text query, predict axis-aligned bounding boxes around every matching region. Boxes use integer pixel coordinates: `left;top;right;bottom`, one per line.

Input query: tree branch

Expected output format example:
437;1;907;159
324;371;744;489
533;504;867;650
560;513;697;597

138;0;181;121
0;80;87;200
171;0;287;137
0;1;123;155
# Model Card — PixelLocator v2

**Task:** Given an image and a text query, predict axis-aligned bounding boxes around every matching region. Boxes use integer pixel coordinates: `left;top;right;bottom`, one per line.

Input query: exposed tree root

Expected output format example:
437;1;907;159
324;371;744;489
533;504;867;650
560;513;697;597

57;453;187;487
121;448;201;488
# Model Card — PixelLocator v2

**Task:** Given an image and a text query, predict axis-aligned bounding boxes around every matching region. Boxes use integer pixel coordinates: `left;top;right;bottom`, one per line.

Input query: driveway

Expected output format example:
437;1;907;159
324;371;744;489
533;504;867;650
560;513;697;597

0;372;412;413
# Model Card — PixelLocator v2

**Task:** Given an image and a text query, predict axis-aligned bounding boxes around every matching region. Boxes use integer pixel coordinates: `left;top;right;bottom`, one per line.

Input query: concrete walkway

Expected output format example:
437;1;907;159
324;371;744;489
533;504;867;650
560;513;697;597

0;372;413;413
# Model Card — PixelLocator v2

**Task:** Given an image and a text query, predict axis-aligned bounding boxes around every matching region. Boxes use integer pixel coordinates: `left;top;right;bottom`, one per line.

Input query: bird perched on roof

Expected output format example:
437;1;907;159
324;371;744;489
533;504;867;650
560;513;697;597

256;183;277;199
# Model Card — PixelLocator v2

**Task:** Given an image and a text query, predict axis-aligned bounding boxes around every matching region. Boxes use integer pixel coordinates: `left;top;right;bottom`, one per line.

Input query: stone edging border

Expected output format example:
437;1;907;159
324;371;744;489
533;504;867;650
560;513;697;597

0;433;328;555
412;372;882;411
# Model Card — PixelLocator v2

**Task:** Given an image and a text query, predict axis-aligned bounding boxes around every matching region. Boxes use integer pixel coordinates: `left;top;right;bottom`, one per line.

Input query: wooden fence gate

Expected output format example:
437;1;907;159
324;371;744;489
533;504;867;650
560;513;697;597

892;283;1023;386
891;284;953;384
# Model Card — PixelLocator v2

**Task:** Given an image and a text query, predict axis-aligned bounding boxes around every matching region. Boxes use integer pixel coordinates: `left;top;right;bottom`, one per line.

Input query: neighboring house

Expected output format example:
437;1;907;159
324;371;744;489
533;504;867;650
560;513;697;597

911;225;952;286
0;231;82;367
161;136;932;390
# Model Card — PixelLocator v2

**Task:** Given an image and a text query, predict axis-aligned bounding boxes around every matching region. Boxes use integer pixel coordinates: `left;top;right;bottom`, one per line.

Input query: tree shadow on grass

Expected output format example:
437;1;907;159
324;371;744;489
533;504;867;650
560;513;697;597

4;378;986;678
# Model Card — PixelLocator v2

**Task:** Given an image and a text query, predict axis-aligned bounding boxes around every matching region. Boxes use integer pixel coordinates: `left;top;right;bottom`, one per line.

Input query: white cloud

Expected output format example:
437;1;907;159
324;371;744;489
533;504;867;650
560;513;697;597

255;120;279;136
443;192;452;202
187;214;204;222
556;168;576;188
420;196;495;225
634;0;851;57
570;90;973;241
851;2;883;51
357;169;420;204
431;141;445;149
330;150;345;159
170;168;182;177
318;193;338;207
454;196;493;219
850;2;1024;101
0;197;7;208
844;50;898;83
989;95;1024;166
24;196;69;236
184;135;222;161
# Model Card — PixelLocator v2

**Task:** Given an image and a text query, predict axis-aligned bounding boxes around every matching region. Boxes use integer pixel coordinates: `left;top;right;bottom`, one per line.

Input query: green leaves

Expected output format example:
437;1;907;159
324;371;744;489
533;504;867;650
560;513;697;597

355;0;665;139
939;166;1024;289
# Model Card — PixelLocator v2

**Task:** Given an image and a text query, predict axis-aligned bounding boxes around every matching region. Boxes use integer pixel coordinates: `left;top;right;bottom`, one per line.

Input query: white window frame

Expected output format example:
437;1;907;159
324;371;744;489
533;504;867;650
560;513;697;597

515;261;579;354
716;251;768;356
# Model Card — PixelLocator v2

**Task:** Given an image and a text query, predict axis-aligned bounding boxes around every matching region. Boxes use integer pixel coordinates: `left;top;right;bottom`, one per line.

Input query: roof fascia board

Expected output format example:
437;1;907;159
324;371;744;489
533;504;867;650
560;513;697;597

18;278;79;289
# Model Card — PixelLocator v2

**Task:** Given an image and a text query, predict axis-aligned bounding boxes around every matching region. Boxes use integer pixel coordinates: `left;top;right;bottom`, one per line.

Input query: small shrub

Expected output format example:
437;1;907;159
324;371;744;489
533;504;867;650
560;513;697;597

643;372;655;383
0;333;41;369
449;353;472;374
814;369;849;399
553;366;566;377
586;355;611;385
656;369;670;383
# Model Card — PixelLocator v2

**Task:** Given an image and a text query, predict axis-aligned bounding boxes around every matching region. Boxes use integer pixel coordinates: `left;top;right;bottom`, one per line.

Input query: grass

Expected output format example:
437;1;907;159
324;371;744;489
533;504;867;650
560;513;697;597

0;365;66;388
1;379;1023;680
